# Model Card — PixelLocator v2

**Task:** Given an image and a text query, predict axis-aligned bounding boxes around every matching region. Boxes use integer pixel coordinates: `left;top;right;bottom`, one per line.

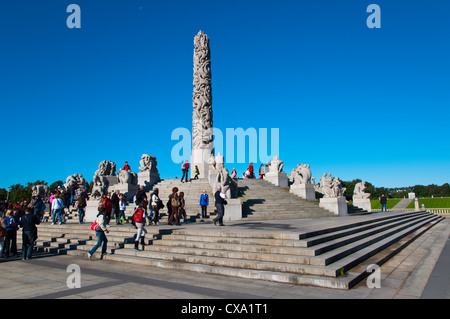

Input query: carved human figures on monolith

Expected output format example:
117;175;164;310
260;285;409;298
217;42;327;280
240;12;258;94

191;31;214;179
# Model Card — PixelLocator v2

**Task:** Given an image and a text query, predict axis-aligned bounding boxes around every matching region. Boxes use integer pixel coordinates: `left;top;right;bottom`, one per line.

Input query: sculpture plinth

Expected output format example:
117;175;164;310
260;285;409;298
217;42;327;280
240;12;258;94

352;198;372;212
264;156;288;188
290;183;316;201
85;199;101;223
138;171;161;192
319;197;348;216
223;198;243;221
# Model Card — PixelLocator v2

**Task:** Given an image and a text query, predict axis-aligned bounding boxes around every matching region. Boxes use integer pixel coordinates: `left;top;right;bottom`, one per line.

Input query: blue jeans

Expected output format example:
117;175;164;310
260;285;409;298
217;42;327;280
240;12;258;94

52;209;62;224
22;230;36;259
381;204;387;212
181;170;189;182
78;208;85;223
89;231;108;256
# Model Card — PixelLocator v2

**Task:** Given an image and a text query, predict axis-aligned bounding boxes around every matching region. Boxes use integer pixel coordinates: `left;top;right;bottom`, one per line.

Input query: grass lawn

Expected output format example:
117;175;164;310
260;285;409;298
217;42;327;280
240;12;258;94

406;198;450;209
370;199;402;210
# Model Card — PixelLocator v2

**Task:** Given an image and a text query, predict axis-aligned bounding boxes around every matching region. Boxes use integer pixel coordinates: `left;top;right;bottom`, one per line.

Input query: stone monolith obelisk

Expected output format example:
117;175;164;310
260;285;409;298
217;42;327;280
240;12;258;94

191;31;214;179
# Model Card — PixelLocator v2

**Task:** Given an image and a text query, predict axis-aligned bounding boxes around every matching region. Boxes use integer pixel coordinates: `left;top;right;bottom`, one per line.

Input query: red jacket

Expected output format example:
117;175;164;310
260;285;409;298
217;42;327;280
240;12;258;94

102;198;112;213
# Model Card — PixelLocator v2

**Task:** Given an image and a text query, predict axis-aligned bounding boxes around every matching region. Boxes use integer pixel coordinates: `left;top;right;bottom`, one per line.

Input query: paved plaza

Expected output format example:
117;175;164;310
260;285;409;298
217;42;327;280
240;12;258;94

0;213;448;302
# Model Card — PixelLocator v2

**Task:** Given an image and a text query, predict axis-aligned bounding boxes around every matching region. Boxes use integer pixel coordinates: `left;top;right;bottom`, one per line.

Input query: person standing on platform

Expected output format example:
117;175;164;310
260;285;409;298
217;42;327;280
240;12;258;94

20;207;40;260
213;185;226;227
380;194;388;212
181;160;190;183
168;187;180;225
199;190;209;220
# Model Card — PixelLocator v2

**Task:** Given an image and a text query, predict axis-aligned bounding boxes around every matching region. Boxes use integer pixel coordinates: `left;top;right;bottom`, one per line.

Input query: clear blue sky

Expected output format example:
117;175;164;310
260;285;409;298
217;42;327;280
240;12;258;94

0;0;449;189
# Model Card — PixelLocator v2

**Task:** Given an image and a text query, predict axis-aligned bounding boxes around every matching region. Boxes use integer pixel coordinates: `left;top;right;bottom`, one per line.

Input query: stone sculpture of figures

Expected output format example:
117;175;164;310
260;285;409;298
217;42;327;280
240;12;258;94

353;181;371;199
91;174;109;200
95;160;116;177
117;169;138;185
317;173;346;198
215;166;238;199
31;185;50;201
139;154;158;173
192;30;213;151
213;153;237;199
208;154;216;171
289;163;312;185
65;174;89;191
267;155;284;173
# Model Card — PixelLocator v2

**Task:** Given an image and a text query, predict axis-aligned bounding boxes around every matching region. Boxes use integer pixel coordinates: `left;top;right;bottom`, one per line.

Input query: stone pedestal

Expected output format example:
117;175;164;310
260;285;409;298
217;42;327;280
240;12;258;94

223;199;242;222
319;197;348;216
191;147;213;180
104;176;119;189
265;171;288;188
85;199;101;223
138;171;161;192
352;198;372;212
290;183;316;201
111;183;140;202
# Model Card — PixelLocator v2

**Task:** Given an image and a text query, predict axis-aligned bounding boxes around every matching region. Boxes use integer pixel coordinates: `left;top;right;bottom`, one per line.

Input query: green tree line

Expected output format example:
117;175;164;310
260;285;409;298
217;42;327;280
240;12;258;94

0;180;64;204
341;180;450;200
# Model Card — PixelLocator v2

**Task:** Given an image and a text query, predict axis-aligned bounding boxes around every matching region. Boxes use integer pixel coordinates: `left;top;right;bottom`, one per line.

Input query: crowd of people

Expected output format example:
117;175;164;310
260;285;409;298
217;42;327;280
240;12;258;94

0;159;241;261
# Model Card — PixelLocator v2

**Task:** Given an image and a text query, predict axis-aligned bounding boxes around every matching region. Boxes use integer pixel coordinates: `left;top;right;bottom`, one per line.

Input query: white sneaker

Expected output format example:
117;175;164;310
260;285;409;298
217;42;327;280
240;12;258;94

87;252;92;260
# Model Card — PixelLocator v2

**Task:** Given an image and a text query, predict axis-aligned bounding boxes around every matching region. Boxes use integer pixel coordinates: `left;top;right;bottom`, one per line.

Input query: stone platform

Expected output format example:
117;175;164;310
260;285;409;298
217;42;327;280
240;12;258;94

18;210;446;290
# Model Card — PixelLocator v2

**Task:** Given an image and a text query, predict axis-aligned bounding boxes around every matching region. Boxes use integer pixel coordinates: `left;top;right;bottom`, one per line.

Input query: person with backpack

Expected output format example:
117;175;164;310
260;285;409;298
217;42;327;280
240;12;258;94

88;206;109;260
181;160;189;183
3;210;19;258
20;207;40;260
133;202;147;251
168;187;180;225
199;190;209;220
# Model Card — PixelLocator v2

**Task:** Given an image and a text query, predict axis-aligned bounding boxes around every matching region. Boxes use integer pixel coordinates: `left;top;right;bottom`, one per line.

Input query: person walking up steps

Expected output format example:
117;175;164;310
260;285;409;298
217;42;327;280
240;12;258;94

133;203;147;251
88;206;109;260
213;185;227;227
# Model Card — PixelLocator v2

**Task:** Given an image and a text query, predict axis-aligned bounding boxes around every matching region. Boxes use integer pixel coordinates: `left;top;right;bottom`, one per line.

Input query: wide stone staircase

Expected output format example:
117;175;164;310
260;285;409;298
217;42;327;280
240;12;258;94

239;179;335;219
17;210;444;289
